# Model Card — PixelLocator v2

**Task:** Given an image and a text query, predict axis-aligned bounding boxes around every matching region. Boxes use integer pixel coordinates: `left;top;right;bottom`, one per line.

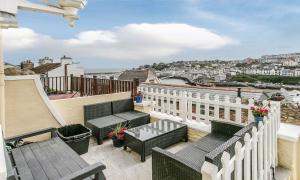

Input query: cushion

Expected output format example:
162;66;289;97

84;102;112;122
175;146;207;171
114;111;149;121
86;115;127;129
112;99;134;114
193;133;231;153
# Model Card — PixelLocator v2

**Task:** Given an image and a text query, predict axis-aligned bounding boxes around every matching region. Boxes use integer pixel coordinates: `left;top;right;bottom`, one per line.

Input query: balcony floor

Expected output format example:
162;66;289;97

81;138;190;180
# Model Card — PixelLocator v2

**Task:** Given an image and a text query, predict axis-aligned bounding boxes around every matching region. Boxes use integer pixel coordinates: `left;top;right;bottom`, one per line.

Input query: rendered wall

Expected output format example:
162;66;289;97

52;92;132;125
4;79;60;138
277;137;300;180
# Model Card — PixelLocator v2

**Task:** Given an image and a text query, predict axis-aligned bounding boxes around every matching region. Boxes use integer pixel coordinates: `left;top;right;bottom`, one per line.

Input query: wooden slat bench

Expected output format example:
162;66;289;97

4;128;106;180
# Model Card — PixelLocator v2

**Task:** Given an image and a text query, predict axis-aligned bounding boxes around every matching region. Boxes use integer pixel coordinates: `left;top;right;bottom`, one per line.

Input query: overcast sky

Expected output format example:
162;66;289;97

3;0;300;68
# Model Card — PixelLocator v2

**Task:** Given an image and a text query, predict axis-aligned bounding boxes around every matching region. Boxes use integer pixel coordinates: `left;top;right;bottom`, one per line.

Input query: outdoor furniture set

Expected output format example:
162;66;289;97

3;98;255;180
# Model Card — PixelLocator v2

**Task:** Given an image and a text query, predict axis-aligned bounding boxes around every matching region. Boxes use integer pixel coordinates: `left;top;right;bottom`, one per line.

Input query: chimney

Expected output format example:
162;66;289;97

20;60;34;70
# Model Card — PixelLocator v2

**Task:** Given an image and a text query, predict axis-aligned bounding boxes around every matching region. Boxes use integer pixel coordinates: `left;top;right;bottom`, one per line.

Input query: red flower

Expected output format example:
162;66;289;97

117;134;124;140
108;131;114;138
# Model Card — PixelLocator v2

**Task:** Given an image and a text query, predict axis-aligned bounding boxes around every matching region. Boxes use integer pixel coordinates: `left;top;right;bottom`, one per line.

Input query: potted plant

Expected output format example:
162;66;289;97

134;91;143;103
108;123;127;147
250;106;269;124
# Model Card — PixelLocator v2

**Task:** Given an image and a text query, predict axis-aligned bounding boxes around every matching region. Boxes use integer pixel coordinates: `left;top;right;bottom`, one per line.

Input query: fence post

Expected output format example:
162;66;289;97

248;98;255;122
133;78;140;97
221;152;230;180
204;93;210;123
70;74;74;93
244;133;251;180
252;127;258;180
109;76;114;94
166;89;171;115
172;90;177;116
234;141;243;180
160;89;165;113
258;122;264;180
201;161;218;180
224;96;230;121
188;92;193;120
235;97;242;123
93;76;98;95
80;75;84;96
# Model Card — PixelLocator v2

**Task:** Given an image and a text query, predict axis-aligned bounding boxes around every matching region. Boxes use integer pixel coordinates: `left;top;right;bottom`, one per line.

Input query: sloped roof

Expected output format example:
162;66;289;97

118;69;150;82
32;63;61;74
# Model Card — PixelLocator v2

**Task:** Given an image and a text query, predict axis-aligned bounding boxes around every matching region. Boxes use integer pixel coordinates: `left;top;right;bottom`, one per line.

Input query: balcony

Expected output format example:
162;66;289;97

1;75;299;180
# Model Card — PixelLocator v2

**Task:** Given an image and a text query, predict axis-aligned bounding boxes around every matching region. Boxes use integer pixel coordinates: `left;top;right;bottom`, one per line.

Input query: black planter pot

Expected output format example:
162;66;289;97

112;136;124;147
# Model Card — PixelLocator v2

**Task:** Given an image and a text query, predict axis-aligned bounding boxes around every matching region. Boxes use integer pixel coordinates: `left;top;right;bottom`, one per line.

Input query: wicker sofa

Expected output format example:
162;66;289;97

152;120;255;180
84;99;150;145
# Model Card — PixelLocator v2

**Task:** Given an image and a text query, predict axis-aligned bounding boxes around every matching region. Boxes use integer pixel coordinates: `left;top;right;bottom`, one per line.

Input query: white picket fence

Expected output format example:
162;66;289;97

139;86;281;125
201;101;280;180
139;86;281;179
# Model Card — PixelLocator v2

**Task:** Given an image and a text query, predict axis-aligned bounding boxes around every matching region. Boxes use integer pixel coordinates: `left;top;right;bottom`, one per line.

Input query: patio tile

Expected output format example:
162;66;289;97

81;138;190;180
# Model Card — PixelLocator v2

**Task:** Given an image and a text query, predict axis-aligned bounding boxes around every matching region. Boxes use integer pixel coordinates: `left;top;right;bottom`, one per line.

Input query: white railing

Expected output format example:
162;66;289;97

201;101;280;180
139;86;258;124
0;125;7;179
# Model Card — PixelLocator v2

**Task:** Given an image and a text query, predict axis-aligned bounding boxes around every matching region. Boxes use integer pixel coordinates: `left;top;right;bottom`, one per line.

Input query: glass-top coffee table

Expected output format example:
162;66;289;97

124;119;187;162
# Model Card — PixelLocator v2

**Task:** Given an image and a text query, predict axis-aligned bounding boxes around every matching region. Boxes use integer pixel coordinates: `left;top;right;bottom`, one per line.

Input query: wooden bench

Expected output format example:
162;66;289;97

4;128;106;180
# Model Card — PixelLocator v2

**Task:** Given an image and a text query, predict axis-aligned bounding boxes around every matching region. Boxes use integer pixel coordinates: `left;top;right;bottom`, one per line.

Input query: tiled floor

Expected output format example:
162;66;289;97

81;138;190;180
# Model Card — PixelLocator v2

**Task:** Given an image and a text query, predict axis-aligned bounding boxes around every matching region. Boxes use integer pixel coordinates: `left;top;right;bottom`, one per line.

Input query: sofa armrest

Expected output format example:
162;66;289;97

211;120;243;136
152;147;202;180
60;162;106;180
205;136;240;170
5;127;56;143
234;122;256;145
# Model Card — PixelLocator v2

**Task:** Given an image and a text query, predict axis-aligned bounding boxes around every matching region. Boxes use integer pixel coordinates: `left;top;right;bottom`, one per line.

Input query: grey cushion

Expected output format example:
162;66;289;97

114;111;149;121
86;115;127;128
112;99;134;114
175;146;207;171
193;133;231;153
84;102;112;122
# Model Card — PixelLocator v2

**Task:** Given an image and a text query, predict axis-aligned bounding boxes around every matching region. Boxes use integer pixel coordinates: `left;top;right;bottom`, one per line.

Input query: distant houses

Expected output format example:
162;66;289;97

32;56;84;77
4;56;84;77
118;69;160;83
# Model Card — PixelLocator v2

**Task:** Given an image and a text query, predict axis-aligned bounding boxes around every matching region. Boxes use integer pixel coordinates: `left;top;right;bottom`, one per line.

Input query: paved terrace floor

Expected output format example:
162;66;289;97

81;138;190;180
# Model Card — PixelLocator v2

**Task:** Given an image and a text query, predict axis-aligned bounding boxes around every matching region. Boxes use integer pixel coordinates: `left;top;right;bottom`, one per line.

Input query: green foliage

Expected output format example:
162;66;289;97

231;75;300;85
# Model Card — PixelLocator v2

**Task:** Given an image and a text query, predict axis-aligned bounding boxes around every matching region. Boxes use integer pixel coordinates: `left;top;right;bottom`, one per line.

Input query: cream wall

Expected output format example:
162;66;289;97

52;92;132;125
4;79;60;138
277;137;300;180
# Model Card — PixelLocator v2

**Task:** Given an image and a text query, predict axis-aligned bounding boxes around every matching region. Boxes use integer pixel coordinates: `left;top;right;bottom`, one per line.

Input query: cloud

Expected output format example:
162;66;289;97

3;23;238;60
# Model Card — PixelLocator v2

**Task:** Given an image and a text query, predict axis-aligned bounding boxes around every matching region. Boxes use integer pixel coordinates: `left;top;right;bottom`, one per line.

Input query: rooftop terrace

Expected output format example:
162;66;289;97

0;75;299;180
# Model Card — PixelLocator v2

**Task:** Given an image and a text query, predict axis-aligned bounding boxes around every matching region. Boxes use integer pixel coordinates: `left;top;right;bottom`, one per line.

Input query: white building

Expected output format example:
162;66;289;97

32;56;84;91
33;55;84;77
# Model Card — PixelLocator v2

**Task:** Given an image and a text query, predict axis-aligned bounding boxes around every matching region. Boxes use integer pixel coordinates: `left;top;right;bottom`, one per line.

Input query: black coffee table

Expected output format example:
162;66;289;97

123;119;188;162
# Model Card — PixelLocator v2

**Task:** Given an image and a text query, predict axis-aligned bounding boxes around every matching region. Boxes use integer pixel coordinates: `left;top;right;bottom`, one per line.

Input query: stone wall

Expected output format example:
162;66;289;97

281;104;300;126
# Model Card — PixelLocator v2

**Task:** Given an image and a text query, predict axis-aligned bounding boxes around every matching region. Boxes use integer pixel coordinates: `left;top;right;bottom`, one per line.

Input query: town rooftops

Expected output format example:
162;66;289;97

32;63;61;74
118;69;159;83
